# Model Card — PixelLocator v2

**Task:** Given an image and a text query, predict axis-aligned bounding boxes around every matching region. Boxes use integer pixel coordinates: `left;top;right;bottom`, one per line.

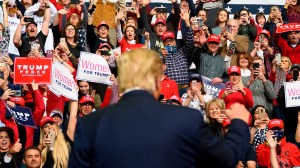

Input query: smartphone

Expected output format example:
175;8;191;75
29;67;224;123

24;17;34;23
275;53;281;65
158;94;164;101
165;46;176;53
258;35;263;43
258;108;265;120
156;8;167;13
192;80;197;86
0;71;4;80
101;50;111;56
135;29;145;35
225;82;232;89
125;7;136;13
226;25;231;34
88;4;96;15
46;50;53;58
47;130;56;148
273;130;284;138
70;0;79;4
293;70;299;81
8;7;17;14
31;43;40;50
60;38;66;44
12;90;22;97
253;62;259;70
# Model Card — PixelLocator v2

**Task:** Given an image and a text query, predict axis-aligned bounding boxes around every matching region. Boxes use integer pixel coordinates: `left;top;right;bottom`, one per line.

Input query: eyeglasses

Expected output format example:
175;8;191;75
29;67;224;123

66;28;75;31
8;4;17;8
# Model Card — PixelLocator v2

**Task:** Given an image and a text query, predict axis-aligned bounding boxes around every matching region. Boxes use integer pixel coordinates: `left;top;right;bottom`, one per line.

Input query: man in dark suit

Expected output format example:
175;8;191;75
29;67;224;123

69;49;251;168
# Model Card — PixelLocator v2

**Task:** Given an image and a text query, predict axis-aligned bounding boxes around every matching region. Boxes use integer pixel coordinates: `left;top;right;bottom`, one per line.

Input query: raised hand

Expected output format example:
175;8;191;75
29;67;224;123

9;139;22;155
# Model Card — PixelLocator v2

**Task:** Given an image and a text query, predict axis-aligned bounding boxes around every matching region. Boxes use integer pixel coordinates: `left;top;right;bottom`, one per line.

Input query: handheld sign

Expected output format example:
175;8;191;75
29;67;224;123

276;23;300;33
77;51;112;84
14;58;52;84
5;102;37;128
201;76;226;98
284;81;300;108
49;61;78;100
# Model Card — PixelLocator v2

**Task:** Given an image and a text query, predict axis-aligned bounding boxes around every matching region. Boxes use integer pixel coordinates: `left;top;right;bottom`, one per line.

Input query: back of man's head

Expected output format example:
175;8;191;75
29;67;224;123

117;49;163;96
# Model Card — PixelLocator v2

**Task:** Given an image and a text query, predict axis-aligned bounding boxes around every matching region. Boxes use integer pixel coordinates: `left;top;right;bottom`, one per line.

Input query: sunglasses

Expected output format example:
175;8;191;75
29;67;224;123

8;4;17;8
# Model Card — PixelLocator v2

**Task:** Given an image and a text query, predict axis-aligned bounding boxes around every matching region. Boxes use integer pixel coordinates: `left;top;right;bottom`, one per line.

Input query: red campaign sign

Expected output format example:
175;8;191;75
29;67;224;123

276;23;300;33
14;58;52;84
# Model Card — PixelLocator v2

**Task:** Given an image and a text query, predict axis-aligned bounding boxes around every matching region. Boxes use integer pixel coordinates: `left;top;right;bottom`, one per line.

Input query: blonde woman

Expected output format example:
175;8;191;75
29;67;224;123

205;98;227;137
39;116;70;168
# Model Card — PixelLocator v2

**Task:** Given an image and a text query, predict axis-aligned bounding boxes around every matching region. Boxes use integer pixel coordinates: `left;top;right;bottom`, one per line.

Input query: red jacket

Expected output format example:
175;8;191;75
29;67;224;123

256;137;300;168
119;38;144;53
275;32;300;64
0;89;45;149
218;88;254;109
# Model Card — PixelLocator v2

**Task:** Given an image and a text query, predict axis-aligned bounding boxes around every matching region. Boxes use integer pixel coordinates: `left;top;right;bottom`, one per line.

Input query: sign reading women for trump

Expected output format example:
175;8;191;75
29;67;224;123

284;81;300;108
77;51;112;84
201;76;225;98
49;61;78;100
14;58;52;84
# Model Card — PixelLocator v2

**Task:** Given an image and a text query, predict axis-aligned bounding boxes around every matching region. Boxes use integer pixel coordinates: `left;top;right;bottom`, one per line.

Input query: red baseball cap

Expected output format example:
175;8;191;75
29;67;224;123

228;66;241;75
155;19;166;26
98;43;112;50
268;119;284;130
260;29;270;37
40;116;54;127
207;34;220;44
97;21;109;30
79;95;95;104
222;118;231;127
9;97;25;107
161;31;175;41
170;95;182;105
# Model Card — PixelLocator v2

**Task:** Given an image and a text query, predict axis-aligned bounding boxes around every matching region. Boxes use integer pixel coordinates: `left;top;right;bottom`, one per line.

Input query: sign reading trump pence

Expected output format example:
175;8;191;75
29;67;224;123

14;58;52;84
77;51;112;84
48;61;78;101
284;81;300;108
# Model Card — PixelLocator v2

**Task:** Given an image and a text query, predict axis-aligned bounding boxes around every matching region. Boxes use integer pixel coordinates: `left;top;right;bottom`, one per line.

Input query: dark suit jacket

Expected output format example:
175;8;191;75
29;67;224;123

69;90;250;168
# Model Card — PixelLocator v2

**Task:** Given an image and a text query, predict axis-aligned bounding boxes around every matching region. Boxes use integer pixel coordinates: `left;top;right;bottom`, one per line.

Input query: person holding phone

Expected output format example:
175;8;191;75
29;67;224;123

181;74;213;118
243;56;276;112
219;66;253;110
39;116;70;168
256;119;300;168
249;105;270;150
118;25;145;53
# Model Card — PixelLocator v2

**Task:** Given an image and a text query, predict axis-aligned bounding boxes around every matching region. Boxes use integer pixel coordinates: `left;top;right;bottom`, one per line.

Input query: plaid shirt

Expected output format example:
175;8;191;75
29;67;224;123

165;27;194;85
0;27;10;52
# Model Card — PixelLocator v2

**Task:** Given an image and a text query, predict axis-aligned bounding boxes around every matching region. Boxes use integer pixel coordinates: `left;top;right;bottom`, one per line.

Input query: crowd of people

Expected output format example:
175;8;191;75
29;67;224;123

0;0;299;167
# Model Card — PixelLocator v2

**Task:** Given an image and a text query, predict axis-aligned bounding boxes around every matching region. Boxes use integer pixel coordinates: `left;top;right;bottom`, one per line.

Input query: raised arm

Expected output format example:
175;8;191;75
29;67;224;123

67;100;78;141
41;0;51;36
13;17;26;47
2;0;9;27
31;81;46;126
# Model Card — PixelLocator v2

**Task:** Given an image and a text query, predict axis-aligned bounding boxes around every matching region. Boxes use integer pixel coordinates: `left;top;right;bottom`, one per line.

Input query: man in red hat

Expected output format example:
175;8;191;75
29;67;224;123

195;34;225;85
256;119;300;168
79;95;95;116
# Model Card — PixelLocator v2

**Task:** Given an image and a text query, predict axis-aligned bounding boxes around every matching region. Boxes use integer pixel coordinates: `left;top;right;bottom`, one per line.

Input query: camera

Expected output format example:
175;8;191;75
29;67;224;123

273;130;284;138
166;99;173;104
24;17;34;23
194;18;203;29
101;50;111;56
125;7;136;13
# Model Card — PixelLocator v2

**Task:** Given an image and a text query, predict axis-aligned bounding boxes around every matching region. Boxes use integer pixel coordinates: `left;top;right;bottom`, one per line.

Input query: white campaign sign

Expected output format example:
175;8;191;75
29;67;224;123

49;61;78;101
284;81;300;108
77;51;112;84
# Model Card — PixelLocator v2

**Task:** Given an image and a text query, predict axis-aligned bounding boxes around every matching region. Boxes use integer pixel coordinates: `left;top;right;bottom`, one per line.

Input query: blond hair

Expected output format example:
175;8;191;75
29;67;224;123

40;125;70;168
205;99;226;123
117;49;163;94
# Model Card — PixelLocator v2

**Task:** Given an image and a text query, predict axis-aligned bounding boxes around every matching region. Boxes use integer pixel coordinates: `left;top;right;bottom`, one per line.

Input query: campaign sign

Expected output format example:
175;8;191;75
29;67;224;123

276;23;300;33
49;61;78;100
14;58;52;84
201;76;226;98
5;103;36;128
284;81;300;108
77;51;112;84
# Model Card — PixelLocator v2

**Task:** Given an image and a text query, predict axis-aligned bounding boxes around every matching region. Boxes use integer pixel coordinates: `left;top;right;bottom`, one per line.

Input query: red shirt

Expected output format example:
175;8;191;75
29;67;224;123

160;75;180;100
119;38;144;53
218;88;254;109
